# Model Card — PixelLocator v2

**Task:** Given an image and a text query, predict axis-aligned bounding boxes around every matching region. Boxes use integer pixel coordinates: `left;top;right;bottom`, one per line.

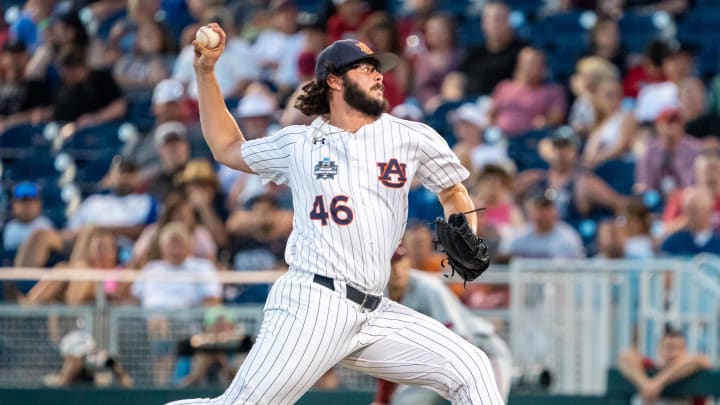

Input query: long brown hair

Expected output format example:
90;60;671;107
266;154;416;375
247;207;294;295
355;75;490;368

294;80;330;116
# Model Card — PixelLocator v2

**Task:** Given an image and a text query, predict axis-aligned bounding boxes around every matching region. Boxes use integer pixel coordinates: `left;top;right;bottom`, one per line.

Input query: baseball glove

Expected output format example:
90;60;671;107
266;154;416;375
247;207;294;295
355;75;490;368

434;212;490;285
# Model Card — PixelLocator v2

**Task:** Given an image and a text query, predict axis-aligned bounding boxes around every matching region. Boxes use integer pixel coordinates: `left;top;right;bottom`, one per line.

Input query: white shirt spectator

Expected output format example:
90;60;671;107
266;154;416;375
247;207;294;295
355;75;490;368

502;222;585;258
67;193;158;230
634;81;679;122
131;257;221;310
173;37;260;99
250;30;304;87
3;216;54;251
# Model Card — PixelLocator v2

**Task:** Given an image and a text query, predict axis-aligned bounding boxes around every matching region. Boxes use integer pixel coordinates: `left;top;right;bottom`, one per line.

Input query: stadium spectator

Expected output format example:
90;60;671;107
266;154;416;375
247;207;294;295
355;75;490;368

51;47;127;134
449;99;510;173
66;158;155;236
568;57;620;140
326;0;371;43
174;159;228;248
2;181;53;258
24;11;90;80
414;13;464;112
0;41;52;132
174;8;259;100
117;79;192;187
501;191;585;259
598;198;656;259
473;165;524;249
9;0;57;51
635;107;702;195
457;1;527;96
623;39;670;99
250;0;304;92
23;229;123;305
618;326;711;405
489;47;567;137
663;150;720;235
679;77;720;149
112;20;176;92
175;306;253;388
131;221;221;385
583;76;638;168
634;44;695;124
582;18;629;77
43;330;133;388
130;193;217;268
396;0;436;57
225;193;292;303
660;187;720;256
1;182;54;299
106;0;164;59
358;12;408;109
463;165;523;309
219;86;287;212
143;121;191;201
235;90;279;141
516;127;627;220
296;20;327;81
372;246;512;405
620;198;657;259
14;157;156;269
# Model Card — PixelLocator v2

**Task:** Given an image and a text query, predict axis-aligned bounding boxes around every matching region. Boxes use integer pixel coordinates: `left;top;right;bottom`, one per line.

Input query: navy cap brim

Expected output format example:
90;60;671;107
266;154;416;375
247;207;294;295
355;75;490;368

366;52;400;73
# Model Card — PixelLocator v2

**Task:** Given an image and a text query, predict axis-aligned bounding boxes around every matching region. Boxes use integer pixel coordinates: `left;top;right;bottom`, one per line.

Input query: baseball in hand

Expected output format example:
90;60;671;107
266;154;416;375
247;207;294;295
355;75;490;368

195;26;220;49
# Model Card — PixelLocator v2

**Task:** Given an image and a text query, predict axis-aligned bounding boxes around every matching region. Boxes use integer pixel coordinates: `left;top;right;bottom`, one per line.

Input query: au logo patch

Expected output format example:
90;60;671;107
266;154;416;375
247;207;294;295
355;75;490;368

377;158;407;188
315;158;338;180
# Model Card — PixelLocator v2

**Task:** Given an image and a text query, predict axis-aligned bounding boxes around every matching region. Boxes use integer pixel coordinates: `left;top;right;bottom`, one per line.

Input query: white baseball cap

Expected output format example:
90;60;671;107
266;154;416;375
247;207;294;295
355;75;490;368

391;103;424;122
154;121;188;147
449;97;492;128
236;93;277;118
152;79;185;105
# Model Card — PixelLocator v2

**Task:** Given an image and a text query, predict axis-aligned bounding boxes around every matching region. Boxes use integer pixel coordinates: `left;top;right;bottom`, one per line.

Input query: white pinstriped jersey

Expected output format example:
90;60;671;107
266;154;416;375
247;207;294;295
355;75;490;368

241;113;469;294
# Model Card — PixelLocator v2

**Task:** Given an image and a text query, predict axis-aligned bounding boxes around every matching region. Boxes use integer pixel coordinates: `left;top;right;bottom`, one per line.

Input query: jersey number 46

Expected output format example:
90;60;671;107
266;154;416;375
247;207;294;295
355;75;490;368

310;195;354;226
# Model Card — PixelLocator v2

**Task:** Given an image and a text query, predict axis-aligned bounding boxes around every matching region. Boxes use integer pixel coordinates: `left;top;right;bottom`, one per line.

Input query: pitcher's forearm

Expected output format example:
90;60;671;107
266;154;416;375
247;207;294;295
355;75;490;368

195;70;247;167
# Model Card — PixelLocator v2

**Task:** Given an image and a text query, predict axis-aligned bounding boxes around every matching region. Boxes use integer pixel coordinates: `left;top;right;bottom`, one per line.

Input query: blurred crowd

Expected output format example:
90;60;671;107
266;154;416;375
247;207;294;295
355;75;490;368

0;0;719;313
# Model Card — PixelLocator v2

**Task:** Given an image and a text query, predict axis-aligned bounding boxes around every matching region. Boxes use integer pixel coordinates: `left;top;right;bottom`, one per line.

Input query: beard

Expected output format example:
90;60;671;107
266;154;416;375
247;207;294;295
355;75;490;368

342;78;388;118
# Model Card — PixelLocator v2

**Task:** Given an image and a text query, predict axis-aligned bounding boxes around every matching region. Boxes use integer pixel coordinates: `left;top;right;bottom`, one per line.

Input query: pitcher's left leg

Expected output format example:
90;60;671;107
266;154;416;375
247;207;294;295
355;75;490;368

341;300;504;405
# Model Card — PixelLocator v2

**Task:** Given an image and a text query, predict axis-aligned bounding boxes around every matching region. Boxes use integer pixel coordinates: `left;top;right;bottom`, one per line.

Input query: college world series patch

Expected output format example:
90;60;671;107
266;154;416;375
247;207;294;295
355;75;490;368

314;158;338;180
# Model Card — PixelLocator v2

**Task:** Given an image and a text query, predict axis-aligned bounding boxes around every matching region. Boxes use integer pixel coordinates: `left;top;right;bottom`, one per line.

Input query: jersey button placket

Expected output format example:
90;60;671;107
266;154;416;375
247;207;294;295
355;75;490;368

346;134;370;297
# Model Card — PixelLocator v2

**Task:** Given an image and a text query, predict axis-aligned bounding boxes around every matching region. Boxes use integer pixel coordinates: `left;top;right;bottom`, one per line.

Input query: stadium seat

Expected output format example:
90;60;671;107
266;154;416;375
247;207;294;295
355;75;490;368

505;0;541;15
531;11;590;50
73;153;115;185
63;123;125;157
2;156;59;183
506;129;551;172
0;124;48;160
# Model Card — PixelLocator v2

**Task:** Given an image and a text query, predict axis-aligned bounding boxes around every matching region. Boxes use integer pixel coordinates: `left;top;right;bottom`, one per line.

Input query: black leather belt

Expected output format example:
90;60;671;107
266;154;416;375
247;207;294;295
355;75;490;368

313;274;381;311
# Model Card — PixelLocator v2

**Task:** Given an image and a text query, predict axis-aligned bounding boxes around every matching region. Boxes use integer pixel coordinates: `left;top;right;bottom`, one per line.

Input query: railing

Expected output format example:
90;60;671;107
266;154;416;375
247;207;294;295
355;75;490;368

1;258;718;394
509;257;720;394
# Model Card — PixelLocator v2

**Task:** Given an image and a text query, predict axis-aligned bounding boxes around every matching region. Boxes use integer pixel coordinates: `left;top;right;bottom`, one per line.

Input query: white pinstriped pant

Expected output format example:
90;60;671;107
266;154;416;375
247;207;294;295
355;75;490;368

167;271;504;405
